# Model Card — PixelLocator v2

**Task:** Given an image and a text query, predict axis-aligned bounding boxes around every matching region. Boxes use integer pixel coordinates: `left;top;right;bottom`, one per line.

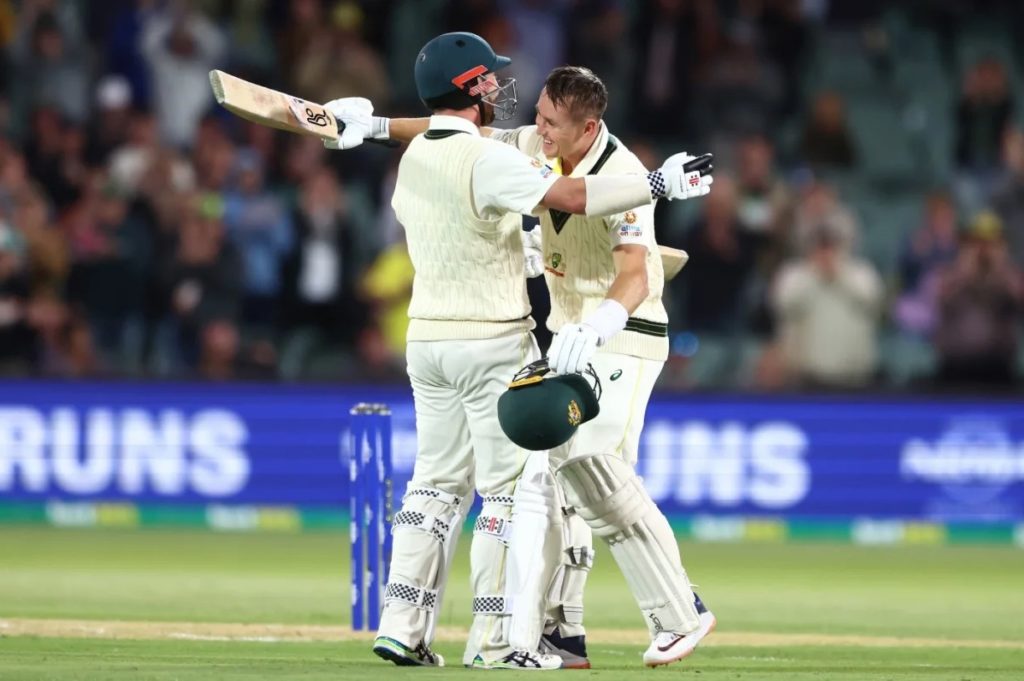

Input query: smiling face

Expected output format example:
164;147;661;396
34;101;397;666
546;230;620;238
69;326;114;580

534;88;598;165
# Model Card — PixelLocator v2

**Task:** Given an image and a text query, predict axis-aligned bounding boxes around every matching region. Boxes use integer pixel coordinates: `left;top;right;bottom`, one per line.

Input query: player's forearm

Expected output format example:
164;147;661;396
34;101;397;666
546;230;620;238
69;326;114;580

604;268;649;315
579;250;649;345
541;175;655;216
386;118;430;143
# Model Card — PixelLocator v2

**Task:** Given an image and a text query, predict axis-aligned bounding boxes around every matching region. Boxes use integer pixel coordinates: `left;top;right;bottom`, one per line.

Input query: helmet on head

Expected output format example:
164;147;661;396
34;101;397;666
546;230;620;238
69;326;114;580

497;359;602;451
414;31;517;121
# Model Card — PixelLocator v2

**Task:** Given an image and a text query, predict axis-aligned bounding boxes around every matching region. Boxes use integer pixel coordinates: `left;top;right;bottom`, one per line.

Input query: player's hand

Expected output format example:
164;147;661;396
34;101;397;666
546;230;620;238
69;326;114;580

521;226;544;278
548;323;600;375
323;97;373;150
655;152;713;201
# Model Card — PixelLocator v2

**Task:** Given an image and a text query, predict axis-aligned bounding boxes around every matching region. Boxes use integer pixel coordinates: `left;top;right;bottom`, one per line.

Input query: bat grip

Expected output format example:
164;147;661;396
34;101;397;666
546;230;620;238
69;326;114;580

336;116;401;148
682;153;713;175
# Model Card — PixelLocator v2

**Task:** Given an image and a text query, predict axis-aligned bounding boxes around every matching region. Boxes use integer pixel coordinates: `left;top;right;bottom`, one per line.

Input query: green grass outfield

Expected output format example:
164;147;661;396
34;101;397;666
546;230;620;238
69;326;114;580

1;527;1023;680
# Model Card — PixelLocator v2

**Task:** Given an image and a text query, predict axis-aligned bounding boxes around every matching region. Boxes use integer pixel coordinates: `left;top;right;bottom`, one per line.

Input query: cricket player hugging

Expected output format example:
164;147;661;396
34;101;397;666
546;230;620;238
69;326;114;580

324;33;714;670
490;67;719;669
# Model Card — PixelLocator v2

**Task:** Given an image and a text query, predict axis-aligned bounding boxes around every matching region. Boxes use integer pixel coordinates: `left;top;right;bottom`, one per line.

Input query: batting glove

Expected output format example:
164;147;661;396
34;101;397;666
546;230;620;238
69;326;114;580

521;226;544;278
649;152;714;201
548;323;600;375
323;97;389;150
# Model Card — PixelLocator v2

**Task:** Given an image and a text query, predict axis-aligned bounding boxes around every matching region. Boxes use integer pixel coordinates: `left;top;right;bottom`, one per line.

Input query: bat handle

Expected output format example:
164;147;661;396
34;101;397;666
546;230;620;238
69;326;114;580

335;115;401;148
682;153;713;175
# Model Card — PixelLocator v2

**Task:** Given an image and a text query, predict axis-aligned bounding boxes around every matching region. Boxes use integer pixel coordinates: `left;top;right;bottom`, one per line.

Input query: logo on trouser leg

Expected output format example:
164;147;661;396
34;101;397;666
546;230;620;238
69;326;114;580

648;612;664;632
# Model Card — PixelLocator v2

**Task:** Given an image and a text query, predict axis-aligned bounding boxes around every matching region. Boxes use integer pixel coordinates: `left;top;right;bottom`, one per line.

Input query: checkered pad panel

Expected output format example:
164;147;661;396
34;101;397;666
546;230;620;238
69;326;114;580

481;495;514;506
385;581;438;610
393;510;449;543
406;487;461;505
647;170;667;198
472;595;509;615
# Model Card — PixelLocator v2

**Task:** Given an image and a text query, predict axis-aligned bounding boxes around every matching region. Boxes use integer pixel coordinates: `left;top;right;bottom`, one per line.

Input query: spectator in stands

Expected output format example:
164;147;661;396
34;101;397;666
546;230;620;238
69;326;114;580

0;220;35;372
64;179;152;373
735;133;794;261
10;1;90;127
159;195;242;371
566;1;630;130
697;30;785;139
771;222;884;388
222;149;293;338
791;177;860;256
955;57;1015;173
191;116;235;192
749;0;809;118
141;5;226;148
23;107;83;210
631;0;717;139
990;127;1024;267
898;190;959;292
290;1;390;110
933;211;1023;388
85;75;134;166
676;175;758;333
799;91;857;169
358;231;413;380
11;183;67;300
278;0;326;89
108;110;196;197
279;166;364;379
892;191;960;336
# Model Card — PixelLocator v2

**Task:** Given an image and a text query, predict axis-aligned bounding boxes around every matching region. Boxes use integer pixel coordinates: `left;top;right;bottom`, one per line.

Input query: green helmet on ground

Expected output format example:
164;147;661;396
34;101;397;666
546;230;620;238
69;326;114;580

497;359;602;451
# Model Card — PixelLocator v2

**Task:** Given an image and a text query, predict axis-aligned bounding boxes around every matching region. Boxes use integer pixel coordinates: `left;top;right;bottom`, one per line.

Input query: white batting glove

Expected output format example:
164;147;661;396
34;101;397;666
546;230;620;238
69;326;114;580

548;323;600;375
323;97;389;150
652;152;714;201
521;226;544;278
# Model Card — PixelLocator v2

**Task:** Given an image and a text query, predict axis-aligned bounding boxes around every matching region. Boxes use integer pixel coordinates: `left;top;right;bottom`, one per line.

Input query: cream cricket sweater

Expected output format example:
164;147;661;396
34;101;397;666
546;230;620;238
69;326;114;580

392;129;534;341
495;124;669;361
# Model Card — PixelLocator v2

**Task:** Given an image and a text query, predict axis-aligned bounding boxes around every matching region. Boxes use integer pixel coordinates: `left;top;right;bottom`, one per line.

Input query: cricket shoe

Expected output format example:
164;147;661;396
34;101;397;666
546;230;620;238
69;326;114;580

539;629;590;669
470;649;563;670
372;636;445;666
641;592;717;668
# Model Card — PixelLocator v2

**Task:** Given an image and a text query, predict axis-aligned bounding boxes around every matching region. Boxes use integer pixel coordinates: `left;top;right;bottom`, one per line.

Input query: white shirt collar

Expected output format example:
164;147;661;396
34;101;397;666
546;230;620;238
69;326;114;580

564;122;610;177
428;115;481;136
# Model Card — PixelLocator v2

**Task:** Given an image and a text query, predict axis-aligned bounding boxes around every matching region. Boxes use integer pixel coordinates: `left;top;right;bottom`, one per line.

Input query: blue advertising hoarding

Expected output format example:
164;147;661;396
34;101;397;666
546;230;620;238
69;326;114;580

0;381;1022;522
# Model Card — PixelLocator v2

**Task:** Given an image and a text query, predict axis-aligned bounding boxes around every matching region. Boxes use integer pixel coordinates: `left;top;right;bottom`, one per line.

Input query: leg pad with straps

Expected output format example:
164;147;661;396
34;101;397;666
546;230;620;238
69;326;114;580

378;485;464;646
555;454;700;636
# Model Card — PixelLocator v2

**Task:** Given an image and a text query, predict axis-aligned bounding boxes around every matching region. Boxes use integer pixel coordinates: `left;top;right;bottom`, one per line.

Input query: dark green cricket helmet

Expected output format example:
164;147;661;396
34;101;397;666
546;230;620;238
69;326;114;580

497;359;602;451
414;31;517;119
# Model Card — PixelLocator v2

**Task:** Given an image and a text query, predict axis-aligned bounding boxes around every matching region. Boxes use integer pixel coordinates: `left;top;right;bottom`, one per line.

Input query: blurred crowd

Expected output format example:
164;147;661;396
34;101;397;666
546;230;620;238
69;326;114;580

0;0;1022;391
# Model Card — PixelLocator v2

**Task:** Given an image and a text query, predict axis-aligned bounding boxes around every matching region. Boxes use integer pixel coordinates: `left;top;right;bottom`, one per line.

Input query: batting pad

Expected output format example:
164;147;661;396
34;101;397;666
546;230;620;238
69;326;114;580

556;454;700;636
464;494;517;666
540;476;593;638
544;508;593;637
505;451;557;651
378;486;464;647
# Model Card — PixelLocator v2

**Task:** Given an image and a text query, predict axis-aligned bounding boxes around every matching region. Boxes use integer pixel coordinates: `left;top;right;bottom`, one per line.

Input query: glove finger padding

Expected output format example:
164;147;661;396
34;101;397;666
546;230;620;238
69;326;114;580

548;333;568;375
524;249;545;278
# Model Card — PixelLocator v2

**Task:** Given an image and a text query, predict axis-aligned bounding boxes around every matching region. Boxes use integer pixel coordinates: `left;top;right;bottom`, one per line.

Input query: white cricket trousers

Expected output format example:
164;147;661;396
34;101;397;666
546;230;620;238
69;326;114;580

377;330;538;663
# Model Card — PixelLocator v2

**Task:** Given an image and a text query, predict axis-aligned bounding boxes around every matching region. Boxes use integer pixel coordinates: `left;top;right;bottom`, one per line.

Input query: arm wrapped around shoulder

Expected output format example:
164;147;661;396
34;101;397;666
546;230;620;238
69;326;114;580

583;174;654;216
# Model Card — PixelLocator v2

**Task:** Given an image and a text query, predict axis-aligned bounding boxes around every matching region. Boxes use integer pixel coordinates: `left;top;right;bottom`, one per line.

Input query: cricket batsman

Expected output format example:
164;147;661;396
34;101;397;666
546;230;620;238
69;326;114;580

323;33;712;669
492;67;718;668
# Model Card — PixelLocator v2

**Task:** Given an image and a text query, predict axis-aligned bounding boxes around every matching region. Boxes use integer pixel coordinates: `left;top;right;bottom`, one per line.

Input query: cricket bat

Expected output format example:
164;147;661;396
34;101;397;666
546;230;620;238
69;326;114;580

659;245;689;281
208;70;398;146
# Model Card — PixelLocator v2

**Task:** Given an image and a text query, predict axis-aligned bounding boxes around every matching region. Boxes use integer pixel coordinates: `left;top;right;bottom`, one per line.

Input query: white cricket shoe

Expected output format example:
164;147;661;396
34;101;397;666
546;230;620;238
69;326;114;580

470;649;563;670
641;595;717;668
